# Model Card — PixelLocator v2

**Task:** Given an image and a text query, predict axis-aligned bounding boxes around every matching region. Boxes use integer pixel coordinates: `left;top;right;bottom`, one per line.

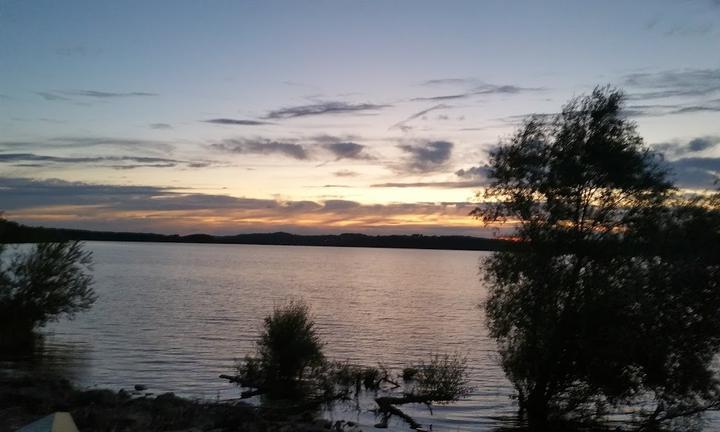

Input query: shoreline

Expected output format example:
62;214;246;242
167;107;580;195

0;371;362;432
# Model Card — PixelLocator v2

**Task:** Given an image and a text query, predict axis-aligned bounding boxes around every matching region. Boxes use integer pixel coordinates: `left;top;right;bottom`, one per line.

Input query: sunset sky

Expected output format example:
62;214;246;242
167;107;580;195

2;0;719;235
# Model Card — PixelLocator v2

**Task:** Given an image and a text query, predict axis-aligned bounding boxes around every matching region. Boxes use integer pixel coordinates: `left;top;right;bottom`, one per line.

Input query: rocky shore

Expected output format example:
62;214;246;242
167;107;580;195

0;372;362;432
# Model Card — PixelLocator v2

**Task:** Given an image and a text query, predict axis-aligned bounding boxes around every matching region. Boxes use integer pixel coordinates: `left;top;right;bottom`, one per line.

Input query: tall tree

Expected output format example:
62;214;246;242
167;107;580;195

476;87;720;429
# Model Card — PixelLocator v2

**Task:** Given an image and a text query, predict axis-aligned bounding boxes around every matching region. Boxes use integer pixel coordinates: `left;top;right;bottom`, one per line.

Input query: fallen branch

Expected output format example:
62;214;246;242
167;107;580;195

373;355;471;429
241;389;264;398
374;395;440;429
219;374;241;384
374;396;422;429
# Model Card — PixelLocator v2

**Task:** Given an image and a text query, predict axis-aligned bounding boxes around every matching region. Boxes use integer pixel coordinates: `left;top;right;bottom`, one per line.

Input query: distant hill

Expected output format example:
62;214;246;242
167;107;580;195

0;219;512;251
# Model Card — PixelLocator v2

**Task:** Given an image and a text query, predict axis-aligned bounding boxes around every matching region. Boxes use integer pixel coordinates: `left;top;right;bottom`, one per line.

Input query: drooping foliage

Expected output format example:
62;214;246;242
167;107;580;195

0;241;95;340
476;86;720;429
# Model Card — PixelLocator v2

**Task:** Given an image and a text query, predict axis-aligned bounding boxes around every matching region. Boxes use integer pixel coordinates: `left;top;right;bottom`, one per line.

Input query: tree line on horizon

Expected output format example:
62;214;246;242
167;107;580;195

0;218;511;251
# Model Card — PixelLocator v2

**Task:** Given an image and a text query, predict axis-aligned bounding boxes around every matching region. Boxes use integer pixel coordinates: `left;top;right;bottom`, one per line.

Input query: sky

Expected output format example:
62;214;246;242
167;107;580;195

1;0;719;235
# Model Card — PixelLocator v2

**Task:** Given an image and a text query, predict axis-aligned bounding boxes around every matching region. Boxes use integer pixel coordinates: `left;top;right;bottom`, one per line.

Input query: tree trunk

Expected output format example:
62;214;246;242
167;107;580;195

525;387;550;431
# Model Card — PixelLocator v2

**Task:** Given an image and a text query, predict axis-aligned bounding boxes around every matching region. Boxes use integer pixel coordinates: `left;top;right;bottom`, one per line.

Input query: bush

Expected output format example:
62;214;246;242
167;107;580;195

230;301;472;429
0;242;95;341
412;354;471;402
237;300;324;390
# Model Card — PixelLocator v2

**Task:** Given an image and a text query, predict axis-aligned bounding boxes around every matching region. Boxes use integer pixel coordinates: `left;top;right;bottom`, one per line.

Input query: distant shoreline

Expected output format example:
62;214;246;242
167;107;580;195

0;219;511;252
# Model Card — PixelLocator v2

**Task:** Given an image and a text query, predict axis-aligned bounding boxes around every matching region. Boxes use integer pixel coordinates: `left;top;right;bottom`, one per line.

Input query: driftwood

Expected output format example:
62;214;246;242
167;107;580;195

219;374;266;399
222;356;469;430
374;395;437;429
372;366;401;389
219;374;241;384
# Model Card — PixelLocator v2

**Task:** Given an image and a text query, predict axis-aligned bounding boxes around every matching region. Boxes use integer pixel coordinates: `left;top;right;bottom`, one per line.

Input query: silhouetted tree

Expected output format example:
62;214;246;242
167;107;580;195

475;86;720;429
258;300;325;382
0;241;95;343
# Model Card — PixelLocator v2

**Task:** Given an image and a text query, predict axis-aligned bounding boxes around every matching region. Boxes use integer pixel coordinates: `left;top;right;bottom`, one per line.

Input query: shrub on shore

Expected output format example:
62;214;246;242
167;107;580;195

0;241;95;345
228;301;472;429
236;300;325;395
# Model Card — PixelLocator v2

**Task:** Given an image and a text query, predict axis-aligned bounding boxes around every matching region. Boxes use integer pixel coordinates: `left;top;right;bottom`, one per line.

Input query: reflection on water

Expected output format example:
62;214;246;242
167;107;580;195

1;333;93;384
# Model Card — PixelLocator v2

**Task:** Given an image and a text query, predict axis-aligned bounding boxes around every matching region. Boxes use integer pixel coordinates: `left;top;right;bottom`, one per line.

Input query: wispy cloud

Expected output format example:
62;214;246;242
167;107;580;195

626;100;720;117
412;83;543;102
0;153;220;170
36;92;71;101
644;11;715;37
665;157;720;189
211;138;309;160
624;68;720;100
371;180;485;188
455;165;491;180
397;140;454;173
56;46;100;57
654;136;720;157
671;105;720;114
0;137;175;154
203;118;271;126
662;22;713;36
420;78;477;86
323;142;374;160
0;153;171;164
373;163;490;188
333;170;359;177
210;135;378;162
412;93;475;102
390;104;450;131
65;90;157;98
265;101;389;119
149;123;173;130
37;90;158;101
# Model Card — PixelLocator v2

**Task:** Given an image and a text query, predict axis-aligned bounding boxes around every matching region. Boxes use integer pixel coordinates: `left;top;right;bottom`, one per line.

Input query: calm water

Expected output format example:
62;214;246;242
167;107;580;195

8;241;714;431
5;241;515;430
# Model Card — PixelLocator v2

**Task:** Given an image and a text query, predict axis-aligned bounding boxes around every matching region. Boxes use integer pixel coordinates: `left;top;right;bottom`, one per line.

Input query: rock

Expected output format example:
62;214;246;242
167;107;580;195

73;388;118;406
134;384;147;391
155;392;182;405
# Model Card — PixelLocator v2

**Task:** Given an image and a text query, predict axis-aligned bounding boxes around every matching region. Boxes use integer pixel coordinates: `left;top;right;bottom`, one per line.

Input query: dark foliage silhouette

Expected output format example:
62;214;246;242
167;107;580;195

0;240;95;344
257;300;325;383
234;300;325;396
226;301;471;429
475;86;720;430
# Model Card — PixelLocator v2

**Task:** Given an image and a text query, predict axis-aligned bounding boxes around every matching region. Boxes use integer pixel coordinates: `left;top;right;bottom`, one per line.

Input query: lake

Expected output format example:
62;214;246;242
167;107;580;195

5;241;714;431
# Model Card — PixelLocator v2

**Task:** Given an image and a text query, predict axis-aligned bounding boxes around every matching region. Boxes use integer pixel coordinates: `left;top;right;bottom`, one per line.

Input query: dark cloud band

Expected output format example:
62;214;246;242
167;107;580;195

204;118;271;126
397;140;454;173
265;101;388;119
